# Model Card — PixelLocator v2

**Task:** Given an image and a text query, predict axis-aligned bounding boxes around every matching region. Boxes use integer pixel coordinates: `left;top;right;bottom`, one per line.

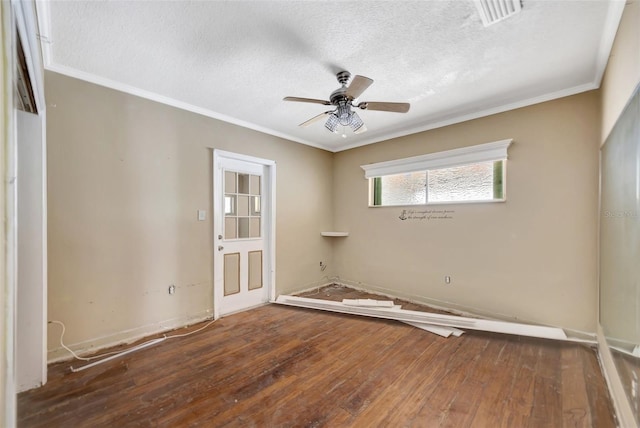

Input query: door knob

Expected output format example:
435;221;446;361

218;245;224;251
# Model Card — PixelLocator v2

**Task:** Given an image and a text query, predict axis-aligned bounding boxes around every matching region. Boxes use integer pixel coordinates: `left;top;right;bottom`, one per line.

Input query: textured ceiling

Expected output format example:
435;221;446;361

38;1;624;152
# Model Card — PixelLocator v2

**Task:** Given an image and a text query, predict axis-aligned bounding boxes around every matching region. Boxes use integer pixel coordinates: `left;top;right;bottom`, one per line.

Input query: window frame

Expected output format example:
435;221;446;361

361;139;512;207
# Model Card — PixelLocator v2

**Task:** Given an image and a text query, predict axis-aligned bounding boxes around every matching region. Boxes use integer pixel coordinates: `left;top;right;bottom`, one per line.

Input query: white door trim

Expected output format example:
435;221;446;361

213;150;276;319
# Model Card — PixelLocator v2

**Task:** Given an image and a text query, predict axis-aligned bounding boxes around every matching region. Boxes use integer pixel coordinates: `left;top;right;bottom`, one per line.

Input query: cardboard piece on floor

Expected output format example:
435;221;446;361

274;295;568;341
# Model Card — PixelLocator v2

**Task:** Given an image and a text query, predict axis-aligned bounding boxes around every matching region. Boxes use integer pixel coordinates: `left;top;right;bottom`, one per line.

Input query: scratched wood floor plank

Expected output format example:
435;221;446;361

414;334;491;427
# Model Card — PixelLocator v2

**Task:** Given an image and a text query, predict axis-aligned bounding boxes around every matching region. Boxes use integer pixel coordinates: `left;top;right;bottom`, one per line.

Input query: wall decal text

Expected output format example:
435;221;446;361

399;209;454;221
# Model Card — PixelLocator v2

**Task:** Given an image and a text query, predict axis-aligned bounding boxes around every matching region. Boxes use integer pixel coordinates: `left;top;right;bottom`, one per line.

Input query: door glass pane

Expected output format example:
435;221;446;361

224;195;236;215
250;218;260;238
224;171;236;193
250;175;261;195
238;218;250;238
238;174;250;194
248;250;263;290
224;218;237;239
224;253;240;296
237;195;249;216
251;196;261;216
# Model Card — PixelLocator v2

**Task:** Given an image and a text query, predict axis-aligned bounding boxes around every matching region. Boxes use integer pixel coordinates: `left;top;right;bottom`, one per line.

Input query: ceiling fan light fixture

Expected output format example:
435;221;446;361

337;104;351;125
350;112;365;133
325;113;339;132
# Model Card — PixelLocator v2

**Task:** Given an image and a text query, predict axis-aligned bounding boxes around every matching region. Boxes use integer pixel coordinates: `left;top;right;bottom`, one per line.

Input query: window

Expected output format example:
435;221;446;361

363;140;512;207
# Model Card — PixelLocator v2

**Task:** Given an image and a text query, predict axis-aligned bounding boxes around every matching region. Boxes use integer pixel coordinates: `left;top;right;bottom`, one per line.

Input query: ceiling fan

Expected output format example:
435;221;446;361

283;71;410;136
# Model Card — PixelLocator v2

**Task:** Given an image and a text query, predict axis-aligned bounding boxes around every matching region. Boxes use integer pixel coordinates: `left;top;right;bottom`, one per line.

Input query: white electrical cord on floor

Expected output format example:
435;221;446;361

49;318;217;372
49;320;163;362
70;338;166;372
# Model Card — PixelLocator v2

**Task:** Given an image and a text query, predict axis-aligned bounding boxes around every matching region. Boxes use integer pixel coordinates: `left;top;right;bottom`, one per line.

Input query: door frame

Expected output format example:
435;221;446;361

212;150;276;319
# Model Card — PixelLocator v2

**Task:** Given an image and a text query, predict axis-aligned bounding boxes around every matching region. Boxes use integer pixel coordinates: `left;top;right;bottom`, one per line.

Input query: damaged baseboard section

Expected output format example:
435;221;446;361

404;321;465;338
340;298;463;338
274;295;568;341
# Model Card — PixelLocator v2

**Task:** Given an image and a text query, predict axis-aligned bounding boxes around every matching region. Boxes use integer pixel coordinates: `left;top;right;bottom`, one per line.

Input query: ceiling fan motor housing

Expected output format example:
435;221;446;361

330;88;349;106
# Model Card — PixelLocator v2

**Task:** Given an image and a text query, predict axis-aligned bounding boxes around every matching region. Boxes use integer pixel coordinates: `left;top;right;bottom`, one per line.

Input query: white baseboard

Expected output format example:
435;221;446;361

275;295;568;341
47;309;213;364
304;279;597;344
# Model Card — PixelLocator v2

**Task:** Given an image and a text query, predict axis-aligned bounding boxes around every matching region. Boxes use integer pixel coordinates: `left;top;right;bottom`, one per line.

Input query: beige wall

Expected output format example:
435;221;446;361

46;71;334;358
333;91;600;332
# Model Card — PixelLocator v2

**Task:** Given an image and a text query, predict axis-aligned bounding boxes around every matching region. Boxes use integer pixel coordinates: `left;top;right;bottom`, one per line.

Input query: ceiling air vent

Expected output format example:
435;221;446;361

474;0;522;27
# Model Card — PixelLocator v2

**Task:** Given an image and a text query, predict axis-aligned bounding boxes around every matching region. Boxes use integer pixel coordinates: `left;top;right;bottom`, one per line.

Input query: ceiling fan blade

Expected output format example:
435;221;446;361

283;96;331;105
345;75;373;100
357;101;410;113
299;111;332;127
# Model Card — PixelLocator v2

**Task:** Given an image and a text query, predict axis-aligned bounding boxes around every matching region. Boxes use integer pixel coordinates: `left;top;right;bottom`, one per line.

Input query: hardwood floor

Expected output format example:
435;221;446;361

19;286;615;427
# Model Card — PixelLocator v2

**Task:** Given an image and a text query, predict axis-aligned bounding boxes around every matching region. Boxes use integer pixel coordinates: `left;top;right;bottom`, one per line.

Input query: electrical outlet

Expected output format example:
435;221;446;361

445;276;451;284
168;285;176;295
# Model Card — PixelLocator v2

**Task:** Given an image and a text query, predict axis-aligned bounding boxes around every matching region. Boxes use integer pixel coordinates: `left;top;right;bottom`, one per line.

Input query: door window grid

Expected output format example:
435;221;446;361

224;171;261;240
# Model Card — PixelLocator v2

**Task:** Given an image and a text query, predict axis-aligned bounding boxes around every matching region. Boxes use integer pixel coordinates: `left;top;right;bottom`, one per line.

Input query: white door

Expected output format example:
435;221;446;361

213;151;275;317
